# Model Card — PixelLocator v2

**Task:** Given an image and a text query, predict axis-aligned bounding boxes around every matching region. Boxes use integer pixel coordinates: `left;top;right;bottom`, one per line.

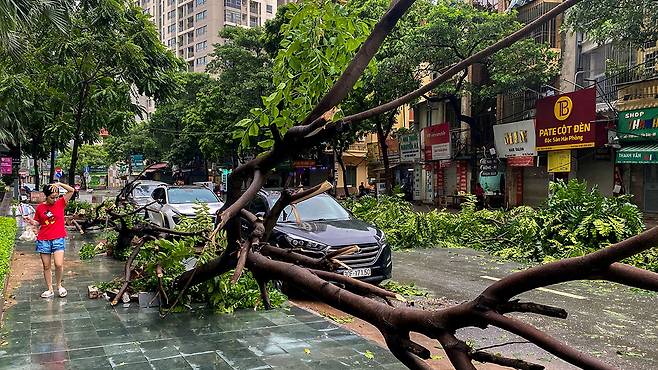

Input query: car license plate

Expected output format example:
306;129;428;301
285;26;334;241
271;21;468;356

342;268;371;278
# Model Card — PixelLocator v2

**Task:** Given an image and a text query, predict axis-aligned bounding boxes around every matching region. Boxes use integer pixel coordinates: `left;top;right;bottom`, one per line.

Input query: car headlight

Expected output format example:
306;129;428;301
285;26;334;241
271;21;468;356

284;235;328;251
375;231;387;245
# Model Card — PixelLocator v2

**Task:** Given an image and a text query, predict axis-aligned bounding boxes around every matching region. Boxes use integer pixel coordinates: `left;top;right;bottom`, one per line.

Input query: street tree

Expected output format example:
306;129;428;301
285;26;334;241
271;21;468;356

147;73;214;170
564;0;658;47
37;0;182;185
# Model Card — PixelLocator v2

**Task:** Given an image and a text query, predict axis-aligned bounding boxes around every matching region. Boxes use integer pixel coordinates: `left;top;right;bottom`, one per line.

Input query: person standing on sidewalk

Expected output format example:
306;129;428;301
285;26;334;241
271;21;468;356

23;182;75;298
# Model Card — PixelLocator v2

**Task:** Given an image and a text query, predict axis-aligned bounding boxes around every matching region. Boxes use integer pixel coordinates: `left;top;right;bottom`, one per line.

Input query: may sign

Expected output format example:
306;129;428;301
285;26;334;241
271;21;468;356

493;120;536;158
423;123;451;161
535;88;597;151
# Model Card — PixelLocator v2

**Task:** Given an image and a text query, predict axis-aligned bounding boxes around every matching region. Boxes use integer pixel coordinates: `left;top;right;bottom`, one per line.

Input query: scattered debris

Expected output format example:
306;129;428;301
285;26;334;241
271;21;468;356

87;285;99;299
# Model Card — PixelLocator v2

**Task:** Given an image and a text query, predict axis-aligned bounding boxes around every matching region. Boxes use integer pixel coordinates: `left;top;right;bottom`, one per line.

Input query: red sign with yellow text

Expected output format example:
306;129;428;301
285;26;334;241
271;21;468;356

535;88;598;151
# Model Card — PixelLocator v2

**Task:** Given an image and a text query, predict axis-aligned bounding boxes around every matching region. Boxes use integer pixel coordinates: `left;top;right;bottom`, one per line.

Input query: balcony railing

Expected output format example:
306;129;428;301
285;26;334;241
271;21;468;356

593;59;658;104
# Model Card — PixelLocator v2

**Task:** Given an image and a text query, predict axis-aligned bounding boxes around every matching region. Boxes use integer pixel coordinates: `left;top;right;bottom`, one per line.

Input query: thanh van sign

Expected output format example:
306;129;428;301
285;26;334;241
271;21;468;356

493;120;536;158
535;88;598;151
423;123;451;161
399;133;420;162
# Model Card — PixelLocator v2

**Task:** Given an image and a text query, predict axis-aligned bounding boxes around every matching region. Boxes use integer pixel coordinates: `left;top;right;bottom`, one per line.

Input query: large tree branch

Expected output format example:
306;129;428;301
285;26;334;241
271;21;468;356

483;226;658;301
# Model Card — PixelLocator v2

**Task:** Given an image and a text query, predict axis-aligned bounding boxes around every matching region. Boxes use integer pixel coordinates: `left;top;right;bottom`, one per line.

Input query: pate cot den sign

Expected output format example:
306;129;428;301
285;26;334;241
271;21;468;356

535;88;597;151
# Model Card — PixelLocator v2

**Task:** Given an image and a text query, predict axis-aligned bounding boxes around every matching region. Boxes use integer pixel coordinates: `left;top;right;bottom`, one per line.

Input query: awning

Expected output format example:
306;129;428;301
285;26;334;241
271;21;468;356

616;144;658;164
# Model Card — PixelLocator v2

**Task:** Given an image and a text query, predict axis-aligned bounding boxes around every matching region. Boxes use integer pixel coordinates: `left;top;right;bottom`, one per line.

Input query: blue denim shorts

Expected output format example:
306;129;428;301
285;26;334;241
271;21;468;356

36;238;66;254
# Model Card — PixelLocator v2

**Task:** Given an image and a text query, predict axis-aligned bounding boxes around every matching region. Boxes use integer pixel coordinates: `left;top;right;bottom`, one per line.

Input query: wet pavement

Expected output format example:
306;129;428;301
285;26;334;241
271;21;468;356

0;232;405;370
393;248;658;369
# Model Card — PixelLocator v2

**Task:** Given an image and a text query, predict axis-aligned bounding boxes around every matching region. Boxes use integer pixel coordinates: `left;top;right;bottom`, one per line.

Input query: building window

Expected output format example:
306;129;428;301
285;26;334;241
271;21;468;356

167;24;176;34
225;9;242;24
195;10;207;22
195;41;208;52
266;4;272;13
195;0;206;6
345;166;357;187
250;15;259;27
195;56;207;66
167;10;175;20
195;25;207;36
225;0;241;9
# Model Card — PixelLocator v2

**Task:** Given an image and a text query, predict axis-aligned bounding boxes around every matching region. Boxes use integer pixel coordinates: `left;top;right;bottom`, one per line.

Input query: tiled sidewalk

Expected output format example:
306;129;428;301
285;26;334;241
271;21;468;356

0;232;404;369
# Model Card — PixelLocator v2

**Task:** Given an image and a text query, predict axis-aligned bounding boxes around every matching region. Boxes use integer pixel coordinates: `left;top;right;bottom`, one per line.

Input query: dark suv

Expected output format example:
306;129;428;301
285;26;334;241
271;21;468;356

247;189;392;284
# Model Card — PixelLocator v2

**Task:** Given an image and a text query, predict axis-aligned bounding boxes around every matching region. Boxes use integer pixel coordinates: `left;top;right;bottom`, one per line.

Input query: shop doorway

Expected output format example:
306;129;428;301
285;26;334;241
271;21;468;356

644;165;658;213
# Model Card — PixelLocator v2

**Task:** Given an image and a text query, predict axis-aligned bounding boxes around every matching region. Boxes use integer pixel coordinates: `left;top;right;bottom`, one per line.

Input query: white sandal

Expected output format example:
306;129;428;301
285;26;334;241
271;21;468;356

58;287;67;298
41;290;54;298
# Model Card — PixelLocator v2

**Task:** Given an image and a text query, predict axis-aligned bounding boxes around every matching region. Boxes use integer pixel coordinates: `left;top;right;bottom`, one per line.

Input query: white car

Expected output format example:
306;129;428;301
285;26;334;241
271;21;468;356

147;185;223;228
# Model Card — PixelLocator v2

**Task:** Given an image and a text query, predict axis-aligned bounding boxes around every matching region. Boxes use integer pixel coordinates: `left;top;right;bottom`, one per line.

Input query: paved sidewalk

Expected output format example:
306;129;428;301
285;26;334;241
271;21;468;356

0;232;404;370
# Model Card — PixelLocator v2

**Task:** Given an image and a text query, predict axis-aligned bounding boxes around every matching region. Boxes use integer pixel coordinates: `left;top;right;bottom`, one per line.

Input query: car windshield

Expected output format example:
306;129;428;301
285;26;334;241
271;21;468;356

168;188;218;204
132;184;160;198
275;194;350;222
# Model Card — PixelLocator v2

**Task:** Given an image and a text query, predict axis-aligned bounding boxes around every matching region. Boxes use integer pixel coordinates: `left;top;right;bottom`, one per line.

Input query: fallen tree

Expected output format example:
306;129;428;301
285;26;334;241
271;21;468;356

76;0;658;368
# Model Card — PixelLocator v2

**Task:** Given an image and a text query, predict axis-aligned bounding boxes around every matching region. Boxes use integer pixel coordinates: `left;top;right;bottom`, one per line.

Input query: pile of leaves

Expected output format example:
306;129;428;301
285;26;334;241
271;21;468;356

0;217;17;286
91;203;286;313
65;200;93;216
345;179;653;270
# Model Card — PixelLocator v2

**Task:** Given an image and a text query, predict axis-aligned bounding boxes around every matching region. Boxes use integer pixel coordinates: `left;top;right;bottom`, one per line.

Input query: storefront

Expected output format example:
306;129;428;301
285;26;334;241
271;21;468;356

615;106;658;212
493;119;537;207
399;132;421;200
531;87;607;204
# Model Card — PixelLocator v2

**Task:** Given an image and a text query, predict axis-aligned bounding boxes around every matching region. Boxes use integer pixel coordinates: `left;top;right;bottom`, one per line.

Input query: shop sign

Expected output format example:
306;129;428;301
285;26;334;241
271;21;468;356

0;157;11;175
399;133;421;162
293;160;315;168
617;107;658;141
386;137;400;165
423;123;451;161
508;156;534;167
536;88;598;151
457;161;468;193
616;145;658;164
493;120;536;158
130;154;144;171
547;150;571;172
413;163;422;200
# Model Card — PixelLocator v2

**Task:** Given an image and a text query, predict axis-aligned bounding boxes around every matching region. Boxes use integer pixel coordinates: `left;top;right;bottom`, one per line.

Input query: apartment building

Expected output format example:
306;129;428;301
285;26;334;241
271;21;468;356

140;0;278;72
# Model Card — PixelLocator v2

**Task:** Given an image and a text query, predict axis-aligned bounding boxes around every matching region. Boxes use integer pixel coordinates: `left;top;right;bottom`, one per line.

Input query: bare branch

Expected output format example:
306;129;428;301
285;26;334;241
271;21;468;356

470;351;544;370
483;311;616;370
497;300;568;319
595;262;658;292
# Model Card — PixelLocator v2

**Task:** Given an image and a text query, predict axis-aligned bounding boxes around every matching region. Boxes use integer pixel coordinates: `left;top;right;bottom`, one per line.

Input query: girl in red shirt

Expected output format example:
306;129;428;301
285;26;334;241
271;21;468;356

24;182;75;298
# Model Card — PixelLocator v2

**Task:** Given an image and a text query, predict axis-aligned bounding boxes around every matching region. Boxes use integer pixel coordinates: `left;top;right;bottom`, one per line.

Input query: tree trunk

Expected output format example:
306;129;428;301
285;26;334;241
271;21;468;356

68;83;88;186
335;148;349;198
32;141;40;190
68;137;81;186
376;119;393;195
49;148;55;183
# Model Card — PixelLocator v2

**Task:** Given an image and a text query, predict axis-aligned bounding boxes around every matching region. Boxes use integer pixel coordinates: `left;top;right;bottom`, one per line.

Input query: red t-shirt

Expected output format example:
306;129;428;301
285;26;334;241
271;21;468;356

35;197;67;241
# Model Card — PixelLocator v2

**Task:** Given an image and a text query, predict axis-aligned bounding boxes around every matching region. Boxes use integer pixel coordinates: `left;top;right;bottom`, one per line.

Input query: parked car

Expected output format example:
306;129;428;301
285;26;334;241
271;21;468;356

246;189;392;284
126;180;167;208
147;185;224;228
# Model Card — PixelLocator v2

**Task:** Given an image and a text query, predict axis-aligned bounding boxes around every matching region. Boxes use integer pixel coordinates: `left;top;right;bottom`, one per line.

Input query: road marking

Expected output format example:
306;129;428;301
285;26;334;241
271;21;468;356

480;275;588;300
